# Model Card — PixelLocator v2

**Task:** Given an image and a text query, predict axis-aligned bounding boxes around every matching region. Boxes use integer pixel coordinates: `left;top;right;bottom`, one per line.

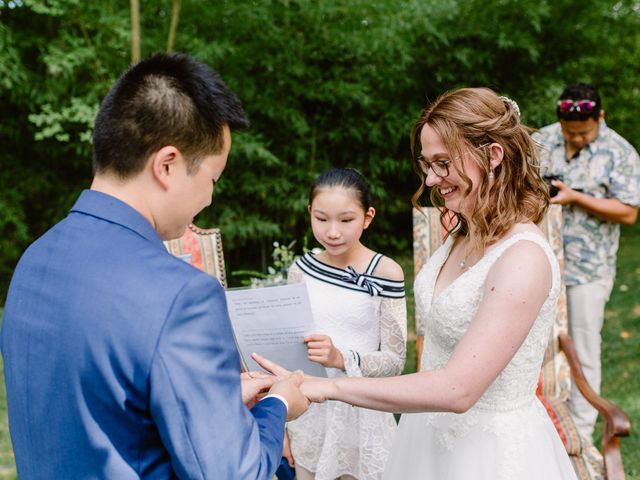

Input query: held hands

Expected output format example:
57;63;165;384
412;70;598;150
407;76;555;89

240;369;309;420
251;352;336;404
267;369;309;421
240;371;277;408
304;334;345;370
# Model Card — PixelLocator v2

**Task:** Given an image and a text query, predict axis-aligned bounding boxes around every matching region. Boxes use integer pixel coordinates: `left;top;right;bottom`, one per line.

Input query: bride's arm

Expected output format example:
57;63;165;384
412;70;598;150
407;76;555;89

299;240;553;413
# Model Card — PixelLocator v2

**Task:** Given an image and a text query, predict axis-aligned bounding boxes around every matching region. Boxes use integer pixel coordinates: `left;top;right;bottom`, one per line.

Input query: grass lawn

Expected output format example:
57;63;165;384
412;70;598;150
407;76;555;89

596;220;640;479
0;222;637;479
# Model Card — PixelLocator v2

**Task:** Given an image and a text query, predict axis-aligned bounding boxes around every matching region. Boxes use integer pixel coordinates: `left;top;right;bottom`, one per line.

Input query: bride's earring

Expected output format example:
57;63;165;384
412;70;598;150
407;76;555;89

489;169;495;181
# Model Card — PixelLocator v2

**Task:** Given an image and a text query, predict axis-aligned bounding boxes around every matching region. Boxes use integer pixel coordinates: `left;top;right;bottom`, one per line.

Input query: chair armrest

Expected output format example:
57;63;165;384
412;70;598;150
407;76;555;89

558;333;631;480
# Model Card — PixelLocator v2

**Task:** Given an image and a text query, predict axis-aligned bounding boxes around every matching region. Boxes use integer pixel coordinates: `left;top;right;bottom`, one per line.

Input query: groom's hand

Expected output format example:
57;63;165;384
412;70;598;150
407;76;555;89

269;370;309;421
251;352;291;377
240;371;276;408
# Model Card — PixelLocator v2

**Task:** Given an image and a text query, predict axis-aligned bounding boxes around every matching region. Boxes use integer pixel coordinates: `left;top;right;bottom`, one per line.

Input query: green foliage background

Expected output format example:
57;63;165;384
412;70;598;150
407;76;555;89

2;0;640;289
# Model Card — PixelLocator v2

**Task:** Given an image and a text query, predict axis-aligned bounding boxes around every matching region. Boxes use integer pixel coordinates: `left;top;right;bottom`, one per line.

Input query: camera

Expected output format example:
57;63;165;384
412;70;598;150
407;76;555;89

542;174;563;197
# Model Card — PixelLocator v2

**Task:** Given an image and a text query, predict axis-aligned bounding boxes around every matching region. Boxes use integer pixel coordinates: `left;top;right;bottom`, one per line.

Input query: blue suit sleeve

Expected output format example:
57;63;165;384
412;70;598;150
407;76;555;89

149;274;287;479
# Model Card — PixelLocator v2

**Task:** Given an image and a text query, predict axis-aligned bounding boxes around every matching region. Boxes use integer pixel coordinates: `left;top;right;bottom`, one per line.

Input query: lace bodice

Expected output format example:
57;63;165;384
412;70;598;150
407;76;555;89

415;232;561;410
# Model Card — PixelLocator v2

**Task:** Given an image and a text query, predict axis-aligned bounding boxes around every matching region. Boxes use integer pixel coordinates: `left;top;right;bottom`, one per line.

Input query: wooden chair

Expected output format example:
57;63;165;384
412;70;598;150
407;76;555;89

163;223;227;288
412;205;630;480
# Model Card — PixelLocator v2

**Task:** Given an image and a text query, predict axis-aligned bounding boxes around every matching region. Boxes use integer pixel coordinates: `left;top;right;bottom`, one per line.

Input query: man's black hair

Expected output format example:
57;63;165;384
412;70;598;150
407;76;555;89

556;83;601;122
93;53;249;177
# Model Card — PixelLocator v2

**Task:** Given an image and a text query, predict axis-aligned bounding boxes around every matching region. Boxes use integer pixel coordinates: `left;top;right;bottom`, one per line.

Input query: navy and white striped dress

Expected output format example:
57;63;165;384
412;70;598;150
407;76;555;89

287;252;407;480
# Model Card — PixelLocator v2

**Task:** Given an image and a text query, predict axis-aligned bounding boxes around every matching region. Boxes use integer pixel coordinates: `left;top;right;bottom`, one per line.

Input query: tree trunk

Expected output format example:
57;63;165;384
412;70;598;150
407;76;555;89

167;0;181;52
130;0;141;63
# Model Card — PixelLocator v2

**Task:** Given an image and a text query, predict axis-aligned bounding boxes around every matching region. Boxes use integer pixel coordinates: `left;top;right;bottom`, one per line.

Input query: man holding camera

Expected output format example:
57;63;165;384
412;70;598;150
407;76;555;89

533;83;640;442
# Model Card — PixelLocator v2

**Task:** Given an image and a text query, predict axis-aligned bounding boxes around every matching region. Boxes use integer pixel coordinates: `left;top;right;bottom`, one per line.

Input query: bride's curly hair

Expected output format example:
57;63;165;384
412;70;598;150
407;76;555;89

410;87;549;252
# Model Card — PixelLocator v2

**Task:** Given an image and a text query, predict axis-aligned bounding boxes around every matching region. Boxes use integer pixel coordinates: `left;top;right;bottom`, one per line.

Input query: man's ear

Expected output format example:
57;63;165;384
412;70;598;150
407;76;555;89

150;146;181;190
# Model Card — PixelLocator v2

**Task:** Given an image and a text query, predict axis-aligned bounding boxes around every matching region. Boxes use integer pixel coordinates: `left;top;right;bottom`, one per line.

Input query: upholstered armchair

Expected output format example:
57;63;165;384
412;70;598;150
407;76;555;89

163;223;227;288
412;205;630;480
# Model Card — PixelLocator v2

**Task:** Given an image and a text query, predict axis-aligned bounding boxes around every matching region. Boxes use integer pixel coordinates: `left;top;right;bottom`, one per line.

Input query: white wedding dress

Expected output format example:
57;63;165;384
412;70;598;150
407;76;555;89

383;232;578;480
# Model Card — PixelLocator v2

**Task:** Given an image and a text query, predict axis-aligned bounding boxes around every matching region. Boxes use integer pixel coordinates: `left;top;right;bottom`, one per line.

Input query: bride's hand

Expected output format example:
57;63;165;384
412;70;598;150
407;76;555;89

251;352;336;404
300;377;334;403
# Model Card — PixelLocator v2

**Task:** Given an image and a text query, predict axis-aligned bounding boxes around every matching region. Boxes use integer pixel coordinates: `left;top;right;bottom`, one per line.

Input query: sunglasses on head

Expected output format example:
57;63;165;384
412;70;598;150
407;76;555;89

557;99;597;114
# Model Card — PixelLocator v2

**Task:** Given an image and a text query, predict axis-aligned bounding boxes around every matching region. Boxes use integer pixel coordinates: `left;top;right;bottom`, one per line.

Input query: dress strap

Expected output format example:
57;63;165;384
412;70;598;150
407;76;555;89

487;232;561;295
295;252;405;298
365;253;384;275
490;232;551;257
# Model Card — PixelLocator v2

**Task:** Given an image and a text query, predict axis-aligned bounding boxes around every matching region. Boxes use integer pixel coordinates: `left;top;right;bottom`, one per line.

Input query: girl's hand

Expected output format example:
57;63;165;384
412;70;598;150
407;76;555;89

304;334;345;370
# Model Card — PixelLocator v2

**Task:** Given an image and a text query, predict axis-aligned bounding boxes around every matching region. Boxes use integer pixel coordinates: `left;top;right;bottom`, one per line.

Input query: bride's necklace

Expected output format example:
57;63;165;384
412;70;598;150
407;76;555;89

458;239;474;270
459;253;470;270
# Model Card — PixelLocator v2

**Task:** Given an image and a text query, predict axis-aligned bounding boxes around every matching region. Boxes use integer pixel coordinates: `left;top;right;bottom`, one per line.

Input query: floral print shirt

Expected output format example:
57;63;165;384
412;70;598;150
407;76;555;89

533;121;640;286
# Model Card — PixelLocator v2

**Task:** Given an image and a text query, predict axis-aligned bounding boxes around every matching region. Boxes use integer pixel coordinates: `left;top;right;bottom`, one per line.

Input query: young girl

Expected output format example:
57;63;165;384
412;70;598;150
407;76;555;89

285;168;407;480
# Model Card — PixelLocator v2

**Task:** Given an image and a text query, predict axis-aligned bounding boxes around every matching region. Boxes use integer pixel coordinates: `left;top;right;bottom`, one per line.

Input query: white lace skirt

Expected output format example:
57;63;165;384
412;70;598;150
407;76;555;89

288;400;397;480
383;398;578;480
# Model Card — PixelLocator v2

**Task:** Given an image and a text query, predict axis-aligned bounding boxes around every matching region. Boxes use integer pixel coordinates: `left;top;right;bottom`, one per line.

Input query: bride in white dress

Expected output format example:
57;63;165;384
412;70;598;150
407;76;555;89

255;87;578;479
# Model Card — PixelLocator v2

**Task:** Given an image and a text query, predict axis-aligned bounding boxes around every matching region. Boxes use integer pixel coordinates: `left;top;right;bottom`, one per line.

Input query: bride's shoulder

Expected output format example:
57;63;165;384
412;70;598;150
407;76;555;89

492;222;551;265
488;231;553;287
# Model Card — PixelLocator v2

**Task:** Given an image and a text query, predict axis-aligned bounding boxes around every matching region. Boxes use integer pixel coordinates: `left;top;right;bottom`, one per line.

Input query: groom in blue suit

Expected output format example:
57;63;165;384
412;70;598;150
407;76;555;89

1;53;309;479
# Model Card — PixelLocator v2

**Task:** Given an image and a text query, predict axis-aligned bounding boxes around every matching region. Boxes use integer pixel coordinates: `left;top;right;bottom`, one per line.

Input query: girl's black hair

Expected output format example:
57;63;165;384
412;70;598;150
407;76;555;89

308;168;372;210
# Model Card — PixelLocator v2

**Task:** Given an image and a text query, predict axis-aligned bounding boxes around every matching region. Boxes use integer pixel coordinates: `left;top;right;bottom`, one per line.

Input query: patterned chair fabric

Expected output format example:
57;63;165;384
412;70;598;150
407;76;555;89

538;206;572;402
412;205;627;480
163;224;227;288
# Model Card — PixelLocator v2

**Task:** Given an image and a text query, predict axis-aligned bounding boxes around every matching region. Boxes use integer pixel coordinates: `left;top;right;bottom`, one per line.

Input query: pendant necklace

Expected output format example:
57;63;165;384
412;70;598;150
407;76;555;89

459;239;473;270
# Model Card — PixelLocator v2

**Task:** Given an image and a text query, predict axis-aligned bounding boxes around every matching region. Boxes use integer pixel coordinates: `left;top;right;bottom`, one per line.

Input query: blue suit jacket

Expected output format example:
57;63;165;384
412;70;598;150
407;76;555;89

1;190;287;479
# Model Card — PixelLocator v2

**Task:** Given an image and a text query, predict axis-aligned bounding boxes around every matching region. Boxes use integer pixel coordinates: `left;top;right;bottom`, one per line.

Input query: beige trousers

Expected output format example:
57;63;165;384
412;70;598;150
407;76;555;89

566;279;613;442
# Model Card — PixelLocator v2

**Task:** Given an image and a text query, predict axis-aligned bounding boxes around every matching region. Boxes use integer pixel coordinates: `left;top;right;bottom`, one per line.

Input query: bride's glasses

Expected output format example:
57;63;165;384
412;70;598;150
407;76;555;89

421;159;451;178
418;144;489;179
